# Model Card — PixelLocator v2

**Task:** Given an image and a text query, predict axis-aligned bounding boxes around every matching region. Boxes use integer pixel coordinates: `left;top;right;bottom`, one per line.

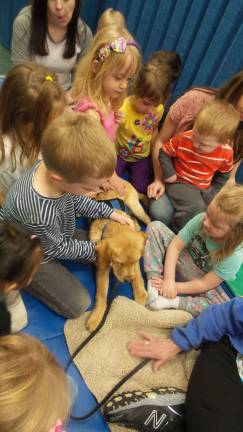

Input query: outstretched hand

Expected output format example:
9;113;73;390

128;331;181;372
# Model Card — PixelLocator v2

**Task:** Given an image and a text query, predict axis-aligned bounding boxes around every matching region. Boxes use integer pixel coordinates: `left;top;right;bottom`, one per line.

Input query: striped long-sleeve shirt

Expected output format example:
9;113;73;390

2;163;113;263
160;130;233;189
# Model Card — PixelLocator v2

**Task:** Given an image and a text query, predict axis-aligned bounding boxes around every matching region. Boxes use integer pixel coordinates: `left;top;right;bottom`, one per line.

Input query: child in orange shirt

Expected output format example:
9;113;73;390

159;100;239;232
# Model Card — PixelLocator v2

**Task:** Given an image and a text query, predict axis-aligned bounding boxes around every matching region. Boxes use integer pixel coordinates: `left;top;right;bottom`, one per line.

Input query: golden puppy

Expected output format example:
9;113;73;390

86;211;147;332
94;180;151;226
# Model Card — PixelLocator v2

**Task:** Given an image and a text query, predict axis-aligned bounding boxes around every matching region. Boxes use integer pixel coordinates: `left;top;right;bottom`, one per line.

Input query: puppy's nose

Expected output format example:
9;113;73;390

125;273;134;281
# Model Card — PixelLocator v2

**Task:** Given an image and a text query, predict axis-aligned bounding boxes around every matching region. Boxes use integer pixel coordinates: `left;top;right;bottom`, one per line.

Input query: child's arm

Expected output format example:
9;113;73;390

158;235;186;298
175;271;223;295
148;128;177;199
73;194;133;227
148;133;165;199
159;148;177;183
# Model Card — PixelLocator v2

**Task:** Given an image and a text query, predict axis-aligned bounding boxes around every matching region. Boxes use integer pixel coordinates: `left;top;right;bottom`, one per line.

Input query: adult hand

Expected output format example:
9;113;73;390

147;180;165;200
110;211;134;228
128;331;181;372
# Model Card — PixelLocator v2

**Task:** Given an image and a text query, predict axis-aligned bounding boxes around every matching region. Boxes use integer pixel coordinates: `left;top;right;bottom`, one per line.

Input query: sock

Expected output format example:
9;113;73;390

6;291;28;332
145;279;159;306
148;295;180;311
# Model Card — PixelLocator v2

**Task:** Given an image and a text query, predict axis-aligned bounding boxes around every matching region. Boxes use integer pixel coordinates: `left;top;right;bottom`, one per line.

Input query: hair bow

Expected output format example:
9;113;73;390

98;37;139;62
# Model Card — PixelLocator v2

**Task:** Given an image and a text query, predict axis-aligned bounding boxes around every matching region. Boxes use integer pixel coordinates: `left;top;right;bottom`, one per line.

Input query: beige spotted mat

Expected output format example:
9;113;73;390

64;296;197;432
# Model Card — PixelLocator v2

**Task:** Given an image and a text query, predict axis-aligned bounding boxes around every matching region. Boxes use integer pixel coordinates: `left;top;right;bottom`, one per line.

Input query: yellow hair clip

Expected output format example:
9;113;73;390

45;75;53;81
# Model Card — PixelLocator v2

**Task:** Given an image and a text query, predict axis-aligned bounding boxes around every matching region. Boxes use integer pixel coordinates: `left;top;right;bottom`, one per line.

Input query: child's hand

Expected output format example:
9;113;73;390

110;211;134;228
164;174;177;183
114;110;125;124
161;279;177;298
151;276;164;294
147;180;165;200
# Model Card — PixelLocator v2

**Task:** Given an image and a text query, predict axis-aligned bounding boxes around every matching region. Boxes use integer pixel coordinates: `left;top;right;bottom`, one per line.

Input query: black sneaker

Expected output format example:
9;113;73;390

103;387;185;431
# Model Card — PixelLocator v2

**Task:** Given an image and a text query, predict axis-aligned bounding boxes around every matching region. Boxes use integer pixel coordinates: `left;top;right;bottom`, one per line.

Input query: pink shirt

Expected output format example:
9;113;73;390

74;97;117;142
170;88;215;135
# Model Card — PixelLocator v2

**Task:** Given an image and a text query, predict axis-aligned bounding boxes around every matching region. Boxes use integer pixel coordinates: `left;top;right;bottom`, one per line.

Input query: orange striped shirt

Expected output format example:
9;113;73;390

162;130;233;189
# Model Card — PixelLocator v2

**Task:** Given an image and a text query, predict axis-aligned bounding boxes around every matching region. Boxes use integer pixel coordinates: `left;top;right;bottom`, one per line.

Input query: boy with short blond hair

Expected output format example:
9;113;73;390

2;112;131;318
159;100;240;232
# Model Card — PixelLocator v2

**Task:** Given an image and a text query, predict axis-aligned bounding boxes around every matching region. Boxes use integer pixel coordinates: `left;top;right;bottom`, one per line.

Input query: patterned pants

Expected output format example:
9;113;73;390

144;221;229;316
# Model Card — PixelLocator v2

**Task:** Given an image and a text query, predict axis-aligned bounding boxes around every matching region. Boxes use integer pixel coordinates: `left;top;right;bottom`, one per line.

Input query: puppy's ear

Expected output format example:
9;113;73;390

96;239;113;268
140;231;147;246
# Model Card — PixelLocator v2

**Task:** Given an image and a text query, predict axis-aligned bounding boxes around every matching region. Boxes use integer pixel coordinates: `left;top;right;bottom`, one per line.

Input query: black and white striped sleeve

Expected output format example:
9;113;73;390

73;195;113;219
25;222;97;263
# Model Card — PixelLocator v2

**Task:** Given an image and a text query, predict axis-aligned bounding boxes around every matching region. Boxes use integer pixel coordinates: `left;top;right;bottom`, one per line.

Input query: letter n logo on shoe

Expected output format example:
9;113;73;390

144;410;168;430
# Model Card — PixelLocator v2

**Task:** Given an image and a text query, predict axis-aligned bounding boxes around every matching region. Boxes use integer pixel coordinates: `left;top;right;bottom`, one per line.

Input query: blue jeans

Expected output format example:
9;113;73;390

148;193;174;226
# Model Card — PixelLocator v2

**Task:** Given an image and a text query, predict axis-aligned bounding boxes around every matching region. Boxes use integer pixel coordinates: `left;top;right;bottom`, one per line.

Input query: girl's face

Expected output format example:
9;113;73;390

132;97;160;115
203;201;232;242
101;54;137;101
102;69;132;100
47;0;76;28
235;94;243;121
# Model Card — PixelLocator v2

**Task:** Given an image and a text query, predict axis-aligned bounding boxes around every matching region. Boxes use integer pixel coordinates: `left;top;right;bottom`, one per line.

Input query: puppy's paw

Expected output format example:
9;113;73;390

86;312;102;332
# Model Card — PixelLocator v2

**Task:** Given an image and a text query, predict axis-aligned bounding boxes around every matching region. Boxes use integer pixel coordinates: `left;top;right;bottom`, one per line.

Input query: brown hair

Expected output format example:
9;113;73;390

0;222;42;290
194;100;240;143
0;333;69;432
97;8;126;31
0;62;65;170
72;26;141;110
210;184;243;262
42;111;116;182
132;52;182;104
148;50;182;82
216;70;243;162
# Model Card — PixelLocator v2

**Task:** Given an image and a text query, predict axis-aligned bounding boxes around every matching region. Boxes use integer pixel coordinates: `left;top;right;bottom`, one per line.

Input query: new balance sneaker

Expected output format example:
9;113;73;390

103;387;185;431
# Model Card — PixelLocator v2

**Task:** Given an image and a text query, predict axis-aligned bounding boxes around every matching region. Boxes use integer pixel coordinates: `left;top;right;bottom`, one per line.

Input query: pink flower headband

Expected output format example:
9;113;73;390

98;36;140;62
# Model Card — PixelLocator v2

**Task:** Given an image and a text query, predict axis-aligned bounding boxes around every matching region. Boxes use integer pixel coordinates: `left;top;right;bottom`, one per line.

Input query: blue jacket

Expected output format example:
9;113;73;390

172;297;243;354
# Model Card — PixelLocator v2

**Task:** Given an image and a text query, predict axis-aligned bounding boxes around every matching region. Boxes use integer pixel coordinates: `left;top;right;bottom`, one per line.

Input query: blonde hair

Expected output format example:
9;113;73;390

0;62;65;169
194;100;240;143
97;8;126;31
210;184;243;262
0;334;69;432
42;111;116;182
72;27;141;110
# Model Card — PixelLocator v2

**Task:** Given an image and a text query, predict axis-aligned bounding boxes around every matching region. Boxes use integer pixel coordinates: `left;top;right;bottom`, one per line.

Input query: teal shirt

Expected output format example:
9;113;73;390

178;213;243;281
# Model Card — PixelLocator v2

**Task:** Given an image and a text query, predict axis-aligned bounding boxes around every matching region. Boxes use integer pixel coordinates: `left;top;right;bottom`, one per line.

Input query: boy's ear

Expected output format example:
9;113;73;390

50;173;63;183
92;59;100;74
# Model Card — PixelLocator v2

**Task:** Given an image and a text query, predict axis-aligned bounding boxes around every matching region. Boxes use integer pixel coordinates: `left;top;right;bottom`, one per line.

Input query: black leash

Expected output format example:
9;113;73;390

65;278;150;421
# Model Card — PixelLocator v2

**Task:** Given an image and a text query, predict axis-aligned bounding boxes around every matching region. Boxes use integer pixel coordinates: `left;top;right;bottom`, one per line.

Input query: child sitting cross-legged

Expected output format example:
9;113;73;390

145;185;243;316
159;100;240;232
2;111;132;319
